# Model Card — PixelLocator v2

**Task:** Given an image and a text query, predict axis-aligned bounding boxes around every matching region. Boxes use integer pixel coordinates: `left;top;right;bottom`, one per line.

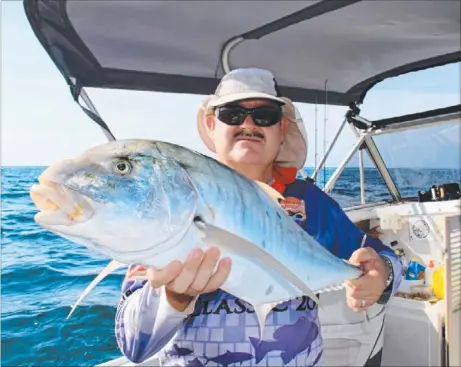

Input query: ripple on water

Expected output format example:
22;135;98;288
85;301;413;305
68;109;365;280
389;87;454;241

2;167;123;366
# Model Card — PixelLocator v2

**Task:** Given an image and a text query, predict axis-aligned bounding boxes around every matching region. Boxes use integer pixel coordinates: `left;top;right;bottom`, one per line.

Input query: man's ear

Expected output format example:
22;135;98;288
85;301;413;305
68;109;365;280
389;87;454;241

281;118;290;142
205;114;215;134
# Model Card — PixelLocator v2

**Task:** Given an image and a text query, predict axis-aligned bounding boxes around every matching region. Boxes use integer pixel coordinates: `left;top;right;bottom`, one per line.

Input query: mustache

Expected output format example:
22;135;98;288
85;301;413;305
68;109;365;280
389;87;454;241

233;129;265;140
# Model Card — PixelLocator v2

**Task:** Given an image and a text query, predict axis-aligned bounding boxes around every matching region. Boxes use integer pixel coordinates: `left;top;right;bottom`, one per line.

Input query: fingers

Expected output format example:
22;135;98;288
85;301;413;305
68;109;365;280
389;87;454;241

146;247;232;297
345;270;383;312
347;295;374;312
147;260;183;289
345;276;381;299
186;247;221;295
200;257;232;294
166;248;205;294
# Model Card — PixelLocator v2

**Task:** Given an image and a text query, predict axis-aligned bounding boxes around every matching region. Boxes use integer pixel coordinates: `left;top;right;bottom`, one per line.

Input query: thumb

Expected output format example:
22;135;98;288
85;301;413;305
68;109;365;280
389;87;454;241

348;247;377;266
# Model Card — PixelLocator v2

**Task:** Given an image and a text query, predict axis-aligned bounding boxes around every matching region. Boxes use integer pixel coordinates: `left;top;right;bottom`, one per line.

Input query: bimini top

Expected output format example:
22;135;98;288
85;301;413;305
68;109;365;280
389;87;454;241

24;0;460;107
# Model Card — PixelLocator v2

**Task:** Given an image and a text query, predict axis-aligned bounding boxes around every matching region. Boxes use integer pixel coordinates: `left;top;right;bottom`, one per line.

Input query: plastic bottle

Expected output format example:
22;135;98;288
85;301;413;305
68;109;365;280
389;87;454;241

432;265;445;300
425;260;436;286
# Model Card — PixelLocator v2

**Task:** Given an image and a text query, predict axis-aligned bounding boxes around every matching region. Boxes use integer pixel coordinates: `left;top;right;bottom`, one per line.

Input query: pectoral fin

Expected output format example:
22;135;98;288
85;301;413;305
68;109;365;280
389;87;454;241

193;219;320;306
194;219;322;340
66;259;126;320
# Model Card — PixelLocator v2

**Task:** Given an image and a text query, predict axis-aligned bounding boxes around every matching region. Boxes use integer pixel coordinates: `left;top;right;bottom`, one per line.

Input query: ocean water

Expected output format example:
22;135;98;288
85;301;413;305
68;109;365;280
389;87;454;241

1;166;460;367
2;167;124;367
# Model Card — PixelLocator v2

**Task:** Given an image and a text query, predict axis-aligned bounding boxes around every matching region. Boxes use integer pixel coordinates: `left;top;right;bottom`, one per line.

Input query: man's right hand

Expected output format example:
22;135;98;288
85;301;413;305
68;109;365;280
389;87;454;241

147;247;232;312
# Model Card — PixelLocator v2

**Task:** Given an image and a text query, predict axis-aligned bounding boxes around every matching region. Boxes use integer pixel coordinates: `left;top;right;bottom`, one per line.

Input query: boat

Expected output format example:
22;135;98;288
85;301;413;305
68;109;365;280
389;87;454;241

22;1;460;366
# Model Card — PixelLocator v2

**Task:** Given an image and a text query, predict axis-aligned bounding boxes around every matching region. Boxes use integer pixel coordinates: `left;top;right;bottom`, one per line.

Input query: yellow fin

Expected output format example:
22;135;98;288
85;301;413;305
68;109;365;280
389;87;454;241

254;180;285;203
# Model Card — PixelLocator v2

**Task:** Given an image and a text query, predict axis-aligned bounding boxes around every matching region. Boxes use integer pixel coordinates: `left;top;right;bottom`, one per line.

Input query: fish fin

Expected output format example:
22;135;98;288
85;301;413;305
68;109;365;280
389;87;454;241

315;282;347;294
66;259;126;320
307;259;363;307
194;219;321;307
253;300;287;340
254;180;285;203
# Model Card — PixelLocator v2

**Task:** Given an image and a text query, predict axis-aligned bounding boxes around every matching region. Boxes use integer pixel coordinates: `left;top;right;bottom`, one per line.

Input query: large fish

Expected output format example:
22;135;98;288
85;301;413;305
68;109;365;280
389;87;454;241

29;139;362;337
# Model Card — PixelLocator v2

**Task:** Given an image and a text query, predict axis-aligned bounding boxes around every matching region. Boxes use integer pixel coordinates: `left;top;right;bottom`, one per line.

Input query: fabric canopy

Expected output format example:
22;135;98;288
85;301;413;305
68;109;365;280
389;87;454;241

24;0;460;106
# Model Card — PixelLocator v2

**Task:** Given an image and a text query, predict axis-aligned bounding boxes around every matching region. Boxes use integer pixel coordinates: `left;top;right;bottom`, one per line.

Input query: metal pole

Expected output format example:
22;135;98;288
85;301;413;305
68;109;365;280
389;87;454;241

312;116;348;180
358;149;366;204
347;122;401;202
324;134;367;193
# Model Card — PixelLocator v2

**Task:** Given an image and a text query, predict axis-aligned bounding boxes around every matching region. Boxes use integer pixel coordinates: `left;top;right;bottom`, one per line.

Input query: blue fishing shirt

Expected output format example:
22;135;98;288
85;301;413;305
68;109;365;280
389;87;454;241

115;178;403;366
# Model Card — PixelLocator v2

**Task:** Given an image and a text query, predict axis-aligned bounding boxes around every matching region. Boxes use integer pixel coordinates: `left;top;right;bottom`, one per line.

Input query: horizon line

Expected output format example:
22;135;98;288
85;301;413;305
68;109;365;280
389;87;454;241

2;165;460;170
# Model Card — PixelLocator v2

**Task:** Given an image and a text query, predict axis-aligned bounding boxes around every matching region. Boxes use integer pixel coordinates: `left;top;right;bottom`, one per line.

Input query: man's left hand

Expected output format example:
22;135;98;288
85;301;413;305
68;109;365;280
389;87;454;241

345;247;390;311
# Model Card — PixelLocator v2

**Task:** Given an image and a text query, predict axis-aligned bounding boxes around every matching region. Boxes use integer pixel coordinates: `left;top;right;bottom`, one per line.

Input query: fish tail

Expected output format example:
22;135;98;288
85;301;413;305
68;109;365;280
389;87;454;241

249;336;268;364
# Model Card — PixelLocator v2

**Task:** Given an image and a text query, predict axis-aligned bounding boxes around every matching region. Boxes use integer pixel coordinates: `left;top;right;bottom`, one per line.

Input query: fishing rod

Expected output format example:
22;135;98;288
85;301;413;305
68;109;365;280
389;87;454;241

323;79;328;189
314;95;318;185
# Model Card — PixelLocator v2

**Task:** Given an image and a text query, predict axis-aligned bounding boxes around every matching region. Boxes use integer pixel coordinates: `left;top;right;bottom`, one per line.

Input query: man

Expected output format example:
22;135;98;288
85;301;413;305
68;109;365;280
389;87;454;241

115;68;403;366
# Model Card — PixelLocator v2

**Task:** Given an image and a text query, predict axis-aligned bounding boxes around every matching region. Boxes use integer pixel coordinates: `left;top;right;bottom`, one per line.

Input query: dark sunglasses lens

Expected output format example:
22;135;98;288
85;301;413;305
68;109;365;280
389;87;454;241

216;107;247;125
252;107;282;126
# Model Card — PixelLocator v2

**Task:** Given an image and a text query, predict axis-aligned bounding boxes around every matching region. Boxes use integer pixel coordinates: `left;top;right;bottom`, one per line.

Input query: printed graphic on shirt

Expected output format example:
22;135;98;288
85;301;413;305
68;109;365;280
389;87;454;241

160;291;322;367
279;196;307;223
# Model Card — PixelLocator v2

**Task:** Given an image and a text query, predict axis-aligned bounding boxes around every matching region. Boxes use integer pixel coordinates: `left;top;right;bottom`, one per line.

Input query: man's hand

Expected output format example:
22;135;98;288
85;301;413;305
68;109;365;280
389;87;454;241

344;247;390;312
147;247;232;312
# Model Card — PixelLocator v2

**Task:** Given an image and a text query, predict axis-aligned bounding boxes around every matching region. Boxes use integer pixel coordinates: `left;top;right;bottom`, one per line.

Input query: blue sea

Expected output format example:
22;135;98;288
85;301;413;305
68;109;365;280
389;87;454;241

2;166;460;366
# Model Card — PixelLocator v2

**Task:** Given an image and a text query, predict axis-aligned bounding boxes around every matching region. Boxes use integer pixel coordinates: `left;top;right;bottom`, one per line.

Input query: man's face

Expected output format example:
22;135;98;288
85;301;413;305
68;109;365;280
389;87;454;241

206;98;289;166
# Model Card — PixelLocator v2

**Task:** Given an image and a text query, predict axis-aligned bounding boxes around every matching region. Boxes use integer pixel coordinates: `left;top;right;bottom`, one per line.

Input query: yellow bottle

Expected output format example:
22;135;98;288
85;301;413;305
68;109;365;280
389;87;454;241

432;265;445;300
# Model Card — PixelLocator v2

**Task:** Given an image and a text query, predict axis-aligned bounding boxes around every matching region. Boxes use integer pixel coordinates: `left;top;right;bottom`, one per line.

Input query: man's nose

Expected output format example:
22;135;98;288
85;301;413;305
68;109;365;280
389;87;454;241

241;113;256;126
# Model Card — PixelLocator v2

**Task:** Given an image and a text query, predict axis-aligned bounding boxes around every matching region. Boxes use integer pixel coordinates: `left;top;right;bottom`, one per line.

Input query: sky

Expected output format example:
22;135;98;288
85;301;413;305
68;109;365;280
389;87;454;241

1;2;460;169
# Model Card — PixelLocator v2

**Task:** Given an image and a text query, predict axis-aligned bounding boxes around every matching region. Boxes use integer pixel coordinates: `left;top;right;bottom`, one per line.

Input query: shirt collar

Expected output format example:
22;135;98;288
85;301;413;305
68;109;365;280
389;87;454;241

267;165;298;194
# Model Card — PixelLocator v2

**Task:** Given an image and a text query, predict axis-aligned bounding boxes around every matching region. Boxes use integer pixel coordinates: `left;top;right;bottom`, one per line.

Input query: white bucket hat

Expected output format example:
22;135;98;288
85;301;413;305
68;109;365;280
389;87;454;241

196;68;308;170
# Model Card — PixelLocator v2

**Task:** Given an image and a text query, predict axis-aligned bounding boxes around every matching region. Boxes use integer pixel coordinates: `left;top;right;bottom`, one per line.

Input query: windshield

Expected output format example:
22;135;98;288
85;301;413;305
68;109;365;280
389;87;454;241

312;63;460;208
317;150;394;208
374;122;460;199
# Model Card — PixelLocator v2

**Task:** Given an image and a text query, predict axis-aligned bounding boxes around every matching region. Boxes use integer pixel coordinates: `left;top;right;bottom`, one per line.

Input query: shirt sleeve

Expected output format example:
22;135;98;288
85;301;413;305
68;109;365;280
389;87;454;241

114;264;196;364
299;183;403;300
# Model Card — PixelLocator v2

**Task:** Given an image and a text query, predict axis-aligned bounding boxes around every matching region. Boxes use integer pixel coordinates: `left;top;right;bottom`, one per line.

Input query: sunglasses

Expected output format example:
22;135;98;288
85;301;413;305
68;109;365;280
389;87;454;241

214;105;282;127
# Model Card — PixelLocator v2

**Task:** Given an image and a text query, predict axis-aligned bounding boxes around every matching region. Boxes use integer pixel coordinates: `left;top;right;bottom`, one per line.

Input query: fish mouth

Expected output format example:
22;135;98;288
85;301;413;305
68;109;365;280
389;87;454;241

30;177;94;227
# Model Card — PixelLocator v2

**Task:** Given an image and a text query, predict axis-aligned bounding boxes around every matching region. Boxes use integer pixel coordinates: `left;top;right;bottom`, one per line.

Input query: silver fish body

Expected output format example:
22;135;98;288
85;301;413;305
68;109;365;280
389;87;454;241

154;142;362;303
30;139;362;331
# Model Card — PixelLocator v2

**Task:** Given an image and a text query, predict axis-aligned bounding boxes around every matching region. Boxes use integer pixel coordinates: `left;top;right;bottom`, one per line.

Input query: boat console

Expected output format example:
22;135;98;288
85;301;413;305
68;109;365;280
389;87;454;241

344;198;460;367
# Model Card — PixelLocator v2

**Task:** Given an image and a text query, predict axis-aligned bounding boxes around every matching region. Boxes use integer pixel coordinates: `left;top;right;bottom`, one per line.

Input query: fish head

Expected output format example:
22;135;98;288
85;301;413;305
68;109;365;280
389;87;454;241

30;139;198;261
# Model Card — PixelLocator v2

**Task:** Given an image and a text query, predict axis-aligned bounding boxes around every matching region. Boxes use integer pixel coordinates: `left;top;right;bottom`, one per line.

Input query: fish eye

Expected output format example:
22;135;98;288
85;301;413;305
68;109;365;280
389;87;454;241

113;159;132;175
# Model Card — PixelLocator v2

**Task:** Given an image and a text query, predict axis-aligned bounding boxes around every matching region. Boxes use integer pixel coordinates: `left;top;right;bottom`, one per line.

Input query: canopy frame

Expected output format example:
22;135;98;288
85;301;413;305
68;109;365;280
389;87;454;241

22;0;461;205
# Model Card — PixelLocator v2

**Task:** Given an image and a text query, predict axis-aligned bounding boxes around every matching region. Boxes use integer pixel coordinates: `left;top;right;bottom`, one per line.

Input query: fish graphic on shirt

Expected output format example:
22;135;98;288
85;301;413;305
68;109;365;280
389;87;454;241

249;316;318;364
202;351;253;367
